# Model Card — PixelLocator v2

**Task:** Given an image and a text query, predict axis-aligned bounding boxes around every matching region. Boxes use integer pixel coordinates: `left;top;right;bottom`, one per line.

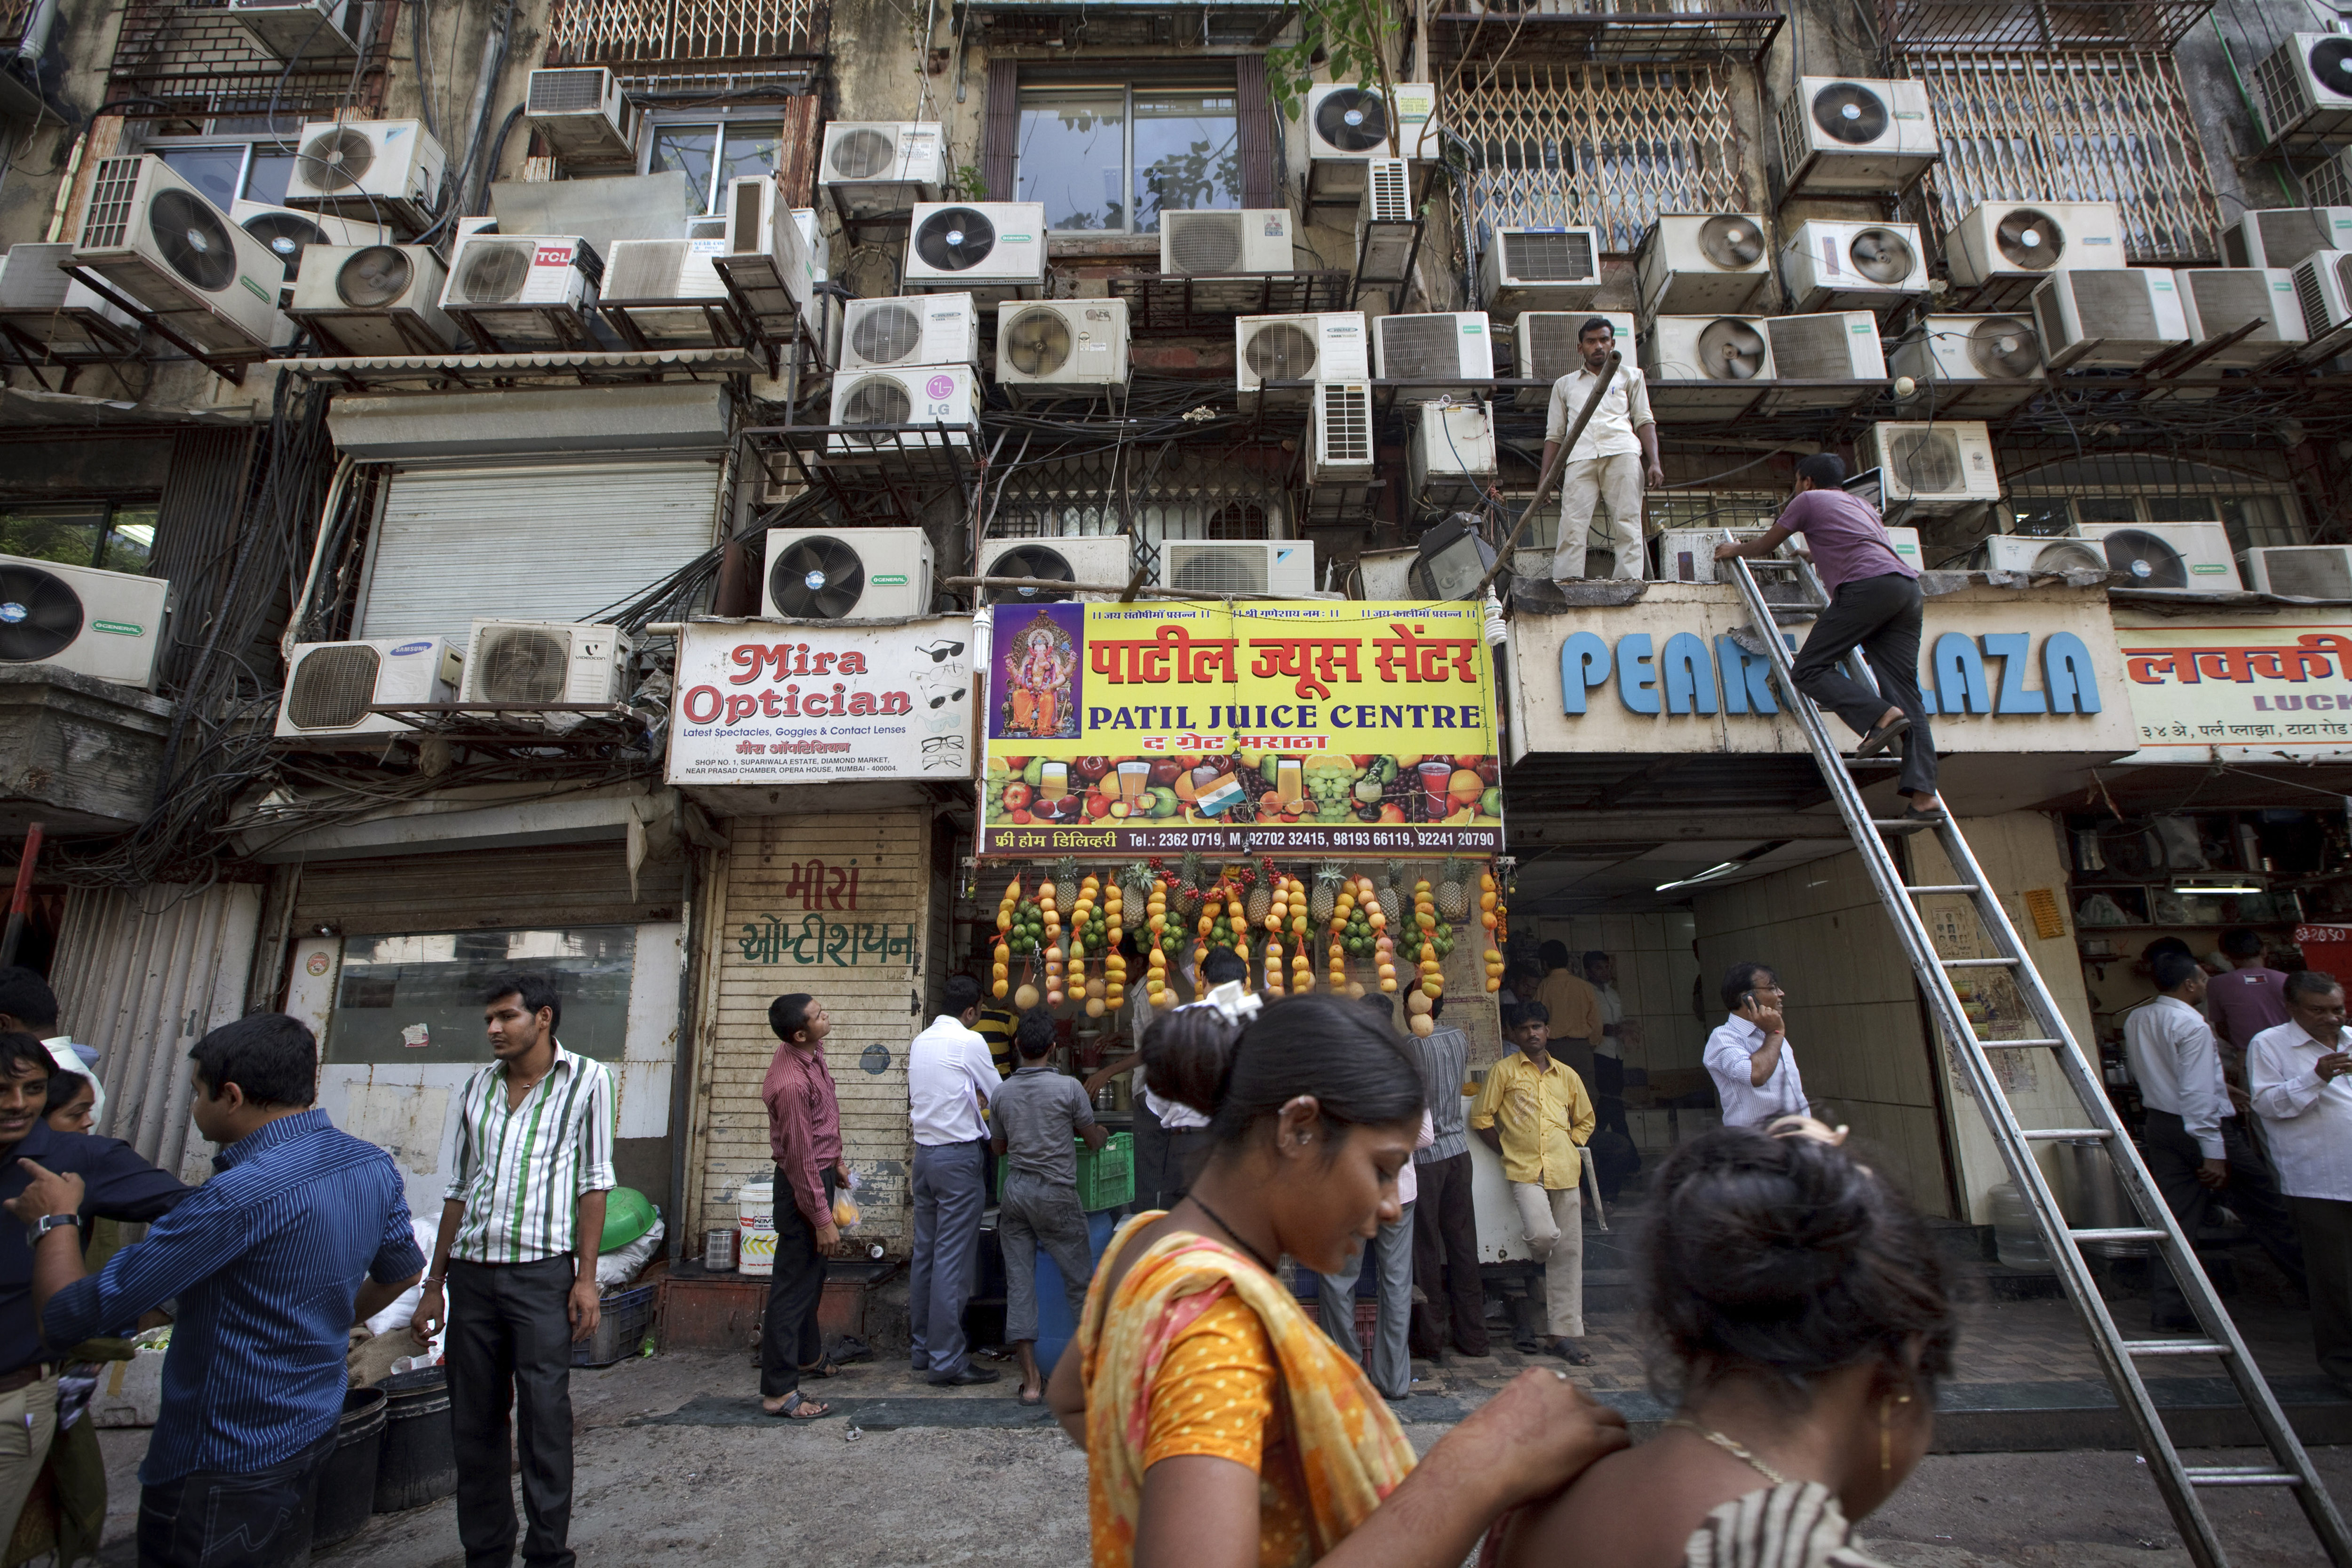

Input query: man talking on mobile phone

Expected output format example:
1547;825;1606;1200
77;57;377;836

1703;962;1808;1129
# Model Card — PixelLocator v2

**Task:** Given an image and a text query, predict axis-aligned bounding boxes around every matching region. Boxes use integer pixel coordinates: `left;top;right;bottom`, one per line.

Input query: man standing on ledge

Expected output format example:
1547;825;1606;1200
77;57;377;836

908;974;1001;1386
1537;317;1663;583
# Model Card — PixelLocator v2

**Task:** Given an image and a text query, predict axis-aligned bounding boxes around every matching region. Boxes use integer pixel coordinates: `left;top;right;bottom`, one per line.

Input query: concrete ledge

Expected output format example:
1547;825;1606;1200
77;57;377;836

0;666;175;834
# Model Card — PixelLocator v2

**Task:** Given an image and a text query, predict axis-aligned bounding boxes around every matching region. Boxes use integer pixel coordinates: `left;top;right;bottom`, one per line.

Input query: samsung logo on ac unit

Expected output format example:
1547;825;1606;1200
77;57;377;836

389;641;435;656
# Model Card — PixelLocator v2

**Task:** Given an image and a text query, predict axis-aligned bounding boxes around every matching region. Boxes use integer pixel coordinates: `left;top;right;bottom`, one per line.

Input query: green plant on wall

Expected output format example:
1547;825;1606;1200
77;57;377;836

1263;0;1405;152
954;162;989;200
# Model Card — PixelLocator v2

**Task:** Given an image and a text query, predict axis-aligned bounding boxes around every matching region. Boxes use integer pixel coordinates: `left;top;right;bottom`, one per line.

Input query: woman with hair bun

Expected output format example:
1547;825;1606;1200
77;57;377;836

1490;1118;1959;1568
1049;990;1628;1568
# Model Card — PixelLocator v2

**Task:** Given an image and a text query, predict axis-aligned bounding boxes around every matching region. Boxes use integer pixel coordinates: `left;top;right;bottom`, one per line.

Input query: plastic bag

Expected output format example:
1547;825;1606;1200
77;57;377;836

596;1215;665;1290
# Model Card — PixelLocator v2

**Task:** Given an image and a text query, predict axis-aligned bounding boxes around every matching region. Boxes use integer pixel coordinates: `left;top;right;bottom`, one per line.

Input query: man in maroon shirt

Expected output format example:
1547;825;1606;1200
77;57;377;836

759;993;845;1419
2209;928;2292;1070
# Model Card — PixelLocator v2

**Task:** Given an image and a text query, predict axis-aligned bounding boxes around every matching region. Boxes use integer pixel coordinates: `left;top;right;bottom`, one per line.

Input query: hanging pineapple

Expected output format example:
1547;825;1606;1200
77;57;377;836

1376;861;1404;931
1244;860;1273;927
1437;856;1470;922
1173;850;1205;919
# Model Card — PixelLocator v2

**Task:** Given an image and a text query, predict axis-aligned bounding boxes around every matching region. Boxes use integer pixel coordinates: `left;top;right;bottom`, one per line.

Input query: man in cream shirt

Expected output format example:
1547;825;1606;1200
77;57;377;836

1535;317;1664;582
2249;971;2352;1390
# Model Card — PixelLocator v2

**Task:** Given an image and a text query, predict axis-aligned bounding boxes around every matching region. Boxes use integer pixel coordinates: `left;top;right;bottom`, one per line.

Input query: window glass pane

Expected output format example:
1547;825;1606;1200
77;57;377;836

2143;495;2217;523
649;126;720;210
716;124;785;201
2220;495;2303;551
1019;89;1126;231
244;146;297;205
2003;499;2074;536
0;507;105;567
2074;497;2140;524
1132;91;1240;233
102;505;159;574
209;113;303;135
324;927;636;1065
155;147;247;212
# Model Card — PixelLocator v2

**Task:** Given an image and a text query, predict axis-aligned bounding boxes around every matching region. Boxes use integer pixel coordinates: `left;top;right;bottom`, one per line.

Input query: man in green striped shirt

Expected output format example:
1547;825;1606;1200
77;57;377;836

412;973;615;1568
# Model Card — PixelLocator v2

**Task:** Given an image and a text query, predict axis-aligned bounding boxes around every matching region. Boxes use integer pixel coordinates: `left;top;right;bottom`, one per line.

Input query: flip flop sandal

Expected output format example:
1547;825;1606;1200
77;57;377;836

1017;1389;1046;1407
1886;805;1942;837
1553;1340;1597;1367
798;1357;840;1379
1856;715;1910;757
770;1390;834;1420
1513;1335;1545;1355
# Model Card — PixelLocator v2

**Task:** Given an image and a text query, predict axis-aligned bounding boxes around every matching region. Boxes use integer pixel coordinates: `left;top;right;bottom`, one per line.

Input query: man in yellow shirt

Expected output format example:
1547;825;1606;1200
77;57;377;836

1470;1001;1596;1365
1533;941;1603;1092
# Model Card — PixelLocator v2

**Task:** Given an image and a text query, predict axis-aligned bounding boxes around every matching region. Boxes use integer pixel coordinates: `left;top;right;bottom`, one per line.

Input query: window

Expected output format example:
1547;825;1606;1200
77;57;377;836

645;119;786;214
2000;457;2305;553
323;926;635;1065
0;502;158;574
1017;84;1240;234
145;113;307;210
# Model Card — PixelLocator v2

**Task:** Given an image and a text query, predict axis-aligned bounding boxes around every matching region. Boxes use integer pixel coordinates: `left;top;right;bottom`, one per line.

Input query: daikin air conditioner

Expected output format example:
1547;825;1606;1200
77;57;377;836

230;199;364;300
0;243;134;356
1357;159;1416;282
1160;540;1316;596
0;554;170;687
524;67;635;167
819;122;945;219
1890;313;2044;385
2175;268;2307;364
288;243;456;355
1975;533;2110;576
1373;311;1493;401
275;637;462;740
2240;543;2352;597
1160;210;1294;275
1235;311;1368;398
2224;206;2352;270
71;157;291;352
1776;77;1939;196
1303;82;1438;202
996;299;1129;399
438;232;602;349
2030;269;2189;369
601;236;729;346
285;119;446;233
1635;214;1770;317
1310;382;1375;482
827;364;977;454
2252;32;2352;147
1780;220;1928;314
903;203;1045;298
2291;247;2352;357
2076;522;2242;591
1407;402;1497;512
461;621;630;725
226;0;358;62
1477;227;1601;318
1854;421;1999;512
761;529;934;620
1644;315;1774;385
978;536;1131;604
1943;202;2125;290
1512;310;1636;405
1764;311;1884;379
842;293;979;372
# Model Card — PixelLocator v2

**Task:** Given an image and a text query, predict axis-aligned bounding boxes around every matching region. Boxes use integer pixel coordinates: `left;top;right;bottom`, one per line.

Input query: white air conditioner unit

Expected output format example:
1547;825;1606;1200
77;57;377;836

2225;206;2352;270
2253;32;2352;147
1160;540;1317;596
2291;247;2352;358
2240;544;2352;597
2076;522;2242;591
0;554;170;687
1644;315;1774;392
1635;213;1771;317
1657;528;1774;584
275;636;462;741
827;364;977;455
1303;82;1438;202
1373;310;1493;401
1160;210;1294;275
842;293;978;372
1407;402;1497;512
1855;421;2000;512
819;121;945;220
226;0;358;62
287;243;456;355
438;232;601;349
1511;310;1636;404
1779;220;1928;314
1777;77;1939;196
794;207;828;282
461;621;630;727
230;198;365;301
996;299;1129;400
0;243;134;356
2311;148;2352;210
1975;533;2110;576
1311;381;1375;482
524;67;635;167
1235;311;1368;399
903;202;1045;299
707;173;813;329
1764;310;1885;379
284;119;445;233
2030;269;2189;370
1943;201;2126;290
1357;159;1416;283
1890;313;2044;385
2175;267;2306;364
601;235;729;346
71;157;291;352
762;528;934;620
1477;227;1601;319
978;535;1131;604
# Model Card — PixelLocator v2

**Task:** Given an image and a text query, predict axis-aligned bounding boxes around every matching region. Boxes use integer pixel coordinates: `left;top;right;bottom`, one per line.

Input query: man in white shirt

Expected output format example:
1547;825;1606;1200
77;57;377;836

2127;951;2305;1330
1583;950;1632;1138
1703;962;1807;1129
1534;317;1664;583
906;974;1000;1385
2249;970;2352;1388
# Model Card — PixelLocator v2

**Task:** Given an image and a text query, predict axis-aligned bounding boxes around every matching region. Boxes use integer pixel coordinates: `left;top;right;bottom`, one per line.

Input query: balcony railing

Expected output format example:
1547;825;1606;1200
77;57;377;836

545;0;825;68
1431;0;1783;67
1879;0;2212;53
107;0;391;120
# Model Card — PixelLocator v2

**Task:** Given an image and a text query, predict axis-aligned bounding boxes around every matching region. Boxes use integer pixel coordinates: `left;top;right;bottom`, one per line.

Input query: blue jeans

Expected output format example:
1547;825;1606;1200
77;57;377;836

137;1427;334;1568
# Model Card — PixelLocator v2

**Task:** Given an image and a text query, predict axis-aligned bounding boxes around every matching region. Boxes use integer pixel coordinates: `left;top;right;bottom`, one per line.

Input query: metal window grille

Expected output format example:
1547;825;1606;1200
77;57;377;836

1876;0;2212;52
106;0;389;121
986;454;1286;582
1451;64;1743;254
546;0;822;67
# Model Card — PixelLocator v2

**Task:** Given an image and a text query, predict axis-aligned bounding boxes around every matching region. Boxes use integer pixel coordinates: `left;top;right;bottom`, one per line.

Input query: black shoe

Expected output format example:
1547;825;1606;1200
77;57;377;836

1886;803;1942;837
929;1365;1001;1386
1856;714;1910;758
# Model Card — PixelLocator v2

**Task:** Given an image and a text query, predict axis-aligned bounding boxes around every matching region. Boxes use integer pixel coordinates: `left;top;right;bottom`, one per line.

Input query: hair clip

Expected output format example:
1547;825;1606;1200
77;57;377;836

1204;981;1262;1028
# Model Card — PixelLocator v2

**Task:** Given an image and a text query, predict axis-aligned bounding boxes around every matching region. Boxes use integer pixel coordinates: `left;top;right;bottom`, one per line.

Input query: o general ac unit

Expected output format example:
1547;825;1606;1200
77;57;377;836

1160;210;1294;275
1780;220;1928;314
1477;227;1601;318
0;243;134;356
2240;543;2352;597
275;636;462;741
996;299;1129;399
1975;533;2110;576
601;236;730;346
1644;315;1774;385
1160;540;1317;595
0;554;169;687
1304;82;1438;203
819;122;945;219
1944;201;2125;289
1635;213;1770;317
226;0;358;62
288;243;456;355
1407;402;1497;511
1890;313;2044;384
1373;310;1493;401
461;621;630;725
903;203;1045;297
71;157;291;352
1764;310;1884;379
842;293;979;372
230;198;364;301
762;528;934;620
1512;310;1636;405
438;232;601;349
2030;269;2189;369
285;119;446;233
1854;421;2000;512
2225;206;2352;270
978;536;1131;604
827;364;977;454
2290;248;2352;357
1310;381;1375;482
2252;32;2352;147
1777;77;1939;196
1357;159;1416;282
524;67;635;168
1235;311;1368;399
2175;267;2307;364
2076;522;2242;591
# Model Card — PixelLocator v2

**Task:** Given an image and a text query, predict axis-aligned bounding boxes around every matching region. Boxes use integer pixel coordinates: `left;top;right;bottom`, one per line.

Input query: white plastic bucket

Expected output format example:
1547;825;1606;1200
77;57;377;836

737;1178;777;1277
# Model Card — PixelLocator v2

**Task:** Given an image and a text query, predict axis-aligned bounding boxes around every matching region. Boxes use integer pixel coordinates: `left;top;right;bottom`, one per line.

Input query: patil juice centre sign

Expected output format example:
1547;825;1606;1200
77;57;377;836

977;600;1502;857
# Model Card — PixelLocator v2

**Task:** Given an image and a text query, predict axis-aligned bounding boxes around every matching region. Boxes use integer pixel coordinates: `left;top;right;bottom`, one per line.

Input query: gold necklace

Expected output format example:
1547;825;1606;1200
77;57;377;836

1662;1418;1791;1487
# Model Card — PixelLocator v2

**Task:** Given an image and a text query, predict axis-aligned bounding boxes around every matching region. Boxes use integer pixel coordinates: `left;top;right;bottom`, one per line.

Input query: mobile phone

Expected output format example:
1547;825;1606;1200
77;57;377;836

1740;990;1757;1011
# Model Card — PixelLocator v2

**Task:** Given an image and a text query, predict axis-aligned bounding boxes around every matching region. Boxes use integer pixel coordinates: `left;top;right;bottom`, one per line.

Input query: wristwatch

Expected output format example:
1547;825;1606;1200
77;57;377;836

31;1214;78;1241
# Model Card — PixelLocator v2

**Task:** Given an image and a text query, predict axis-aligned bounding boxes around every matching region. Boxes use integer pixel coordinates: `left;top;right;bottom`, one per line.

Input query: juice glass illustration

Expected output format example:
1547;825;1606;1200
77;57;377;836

1117;761;1150;805
1275;758;1303;807
1418;760;1454;822
1040;762;1069;807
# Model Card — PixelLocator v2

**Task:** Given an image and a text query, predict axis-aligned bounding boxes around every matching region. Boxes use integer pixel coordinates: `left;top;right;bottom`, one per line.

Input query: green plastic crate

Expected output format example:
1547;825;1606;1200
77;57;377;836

997;1131;1135;1212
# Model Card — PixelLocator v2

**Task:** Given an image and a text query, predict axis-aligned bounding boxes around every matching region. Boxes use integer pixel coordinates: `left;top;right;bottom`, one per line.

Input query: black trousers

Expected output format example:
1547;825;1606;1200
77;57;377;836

1409;1151;1490;1358
448;1256;579;1568
137;1428;334;1568
760;1165;838;1399
1593;1054;1627;1138
1790;570;1937;799
2291;1197;2352;1390
2142;1109;2307;1325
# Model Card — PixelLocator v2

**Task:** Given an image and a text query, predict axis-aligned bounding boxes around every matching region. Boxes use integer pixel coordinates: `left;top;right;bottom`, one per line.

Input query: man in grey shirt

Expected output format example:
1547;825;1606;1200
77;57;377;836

1408;995;1488;1360
990;1008;1107;1404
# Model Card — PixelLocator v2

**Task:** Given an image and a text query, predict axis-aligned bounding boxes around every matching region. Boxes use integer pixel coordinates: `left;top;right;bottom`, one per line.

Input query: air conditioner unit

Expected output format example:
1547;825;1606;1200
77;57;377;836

2291;248;2352;357
1643;316;1774;401
1310;381;1375;482
2077;522;2242;591
761;528;935;620
1160;540;1317;596
1764;310;1885;379
2175;268;2306;364
524;67;635;167
794;208;828;282
1854;421;2000;512
2226;207;2352;272
0;554;170;687
601;236;729;346
977;536;1131;604
1635;213;1771;317
1235;311;1368;400
1944;202;2126;290
71;157;291;352
1357;159;1416;283
1511;310;1636;404
2030;269;2189;370
1477;227;1601;319
287;243;456;355
708;172;813;329
226;0;358;61
0;243;134;356
461;621;630;727
275;637;462;741
284;119;446;233
230;199;365;301
1160;210;1294;275
1658;528;1774;584
1889;313;2044;385
903;202;1045;299
1303;82;1438;201
995;299;1129;400
2312;147;2352;210
1777;77;1940;196
842;293;979;372
2252;32;2352;147
438;232;602;350
1975;533;2110;576
2240;543;2352;597
819;121;945;220
1373;311;1493;401
827;364;977;455
1779;220;1928;314
1407;402;1497;512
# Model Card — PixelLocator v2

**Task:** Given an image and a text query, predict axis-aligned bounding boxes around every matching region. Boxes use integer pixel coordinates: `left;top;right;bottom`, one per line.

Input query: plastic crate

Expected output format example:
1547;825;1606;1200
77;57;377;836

573;1282;658;1368
996;1132;1135;1212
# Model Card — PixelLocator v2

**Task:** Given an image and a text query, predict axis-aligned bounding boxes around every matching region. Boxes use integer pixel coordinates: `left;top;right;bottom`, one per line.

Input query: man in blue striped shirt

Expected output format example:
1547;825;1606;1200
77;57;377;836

15;1013;423;1568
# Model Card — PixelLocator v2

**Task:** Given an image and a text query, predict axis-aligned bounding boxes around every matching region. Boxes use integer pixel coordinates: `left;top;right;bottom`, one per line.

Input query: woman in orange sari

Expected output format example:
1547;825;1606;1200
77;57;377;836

1047;989;1628;1568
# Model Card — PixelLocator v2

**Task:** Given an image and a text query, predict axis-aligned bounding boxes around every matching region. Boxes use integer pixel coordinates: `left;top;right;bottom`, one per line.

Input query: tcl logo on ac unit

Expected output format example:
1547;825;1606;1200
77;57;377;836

524;245;579;292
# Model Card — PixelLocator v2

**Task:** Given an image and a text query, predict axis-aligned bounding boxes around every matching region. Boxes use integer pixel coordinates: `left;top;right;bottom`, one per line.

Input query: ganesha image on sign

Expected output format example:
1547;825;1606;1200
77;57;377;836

997;607;1081;740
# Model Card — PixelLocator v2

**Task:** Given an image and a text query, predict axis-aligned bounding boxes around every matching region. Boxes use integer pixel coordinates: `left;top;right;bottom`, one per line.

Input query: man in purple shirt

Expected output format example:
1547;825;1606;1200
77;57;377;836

2209;928;2292;1061
1717;453;1938;829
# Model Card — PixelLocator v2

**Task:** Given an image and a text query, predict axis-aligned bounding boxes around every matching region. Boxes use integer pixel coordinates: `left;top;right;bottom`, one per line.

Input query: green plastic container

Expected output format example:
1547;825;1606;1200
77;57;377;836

997;1132;1135;1212
600;1187;656;1251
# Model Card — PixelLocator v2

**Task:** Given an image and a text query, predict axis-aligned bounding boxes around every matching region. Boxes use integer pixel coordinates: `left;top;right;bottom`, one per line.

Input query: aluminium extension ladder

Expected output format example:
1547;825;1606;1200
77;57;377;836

1720;538;2352;1568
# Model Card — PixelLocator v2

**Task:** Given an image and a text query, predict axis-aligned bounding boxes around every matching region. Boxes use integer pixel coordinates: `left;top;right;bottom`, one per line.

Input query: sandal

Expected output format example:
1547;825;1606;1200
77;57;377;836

767;1390;834;1420
798;1357;840;1380
1551;1338;1596;1367
1017;1388;1045;1407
